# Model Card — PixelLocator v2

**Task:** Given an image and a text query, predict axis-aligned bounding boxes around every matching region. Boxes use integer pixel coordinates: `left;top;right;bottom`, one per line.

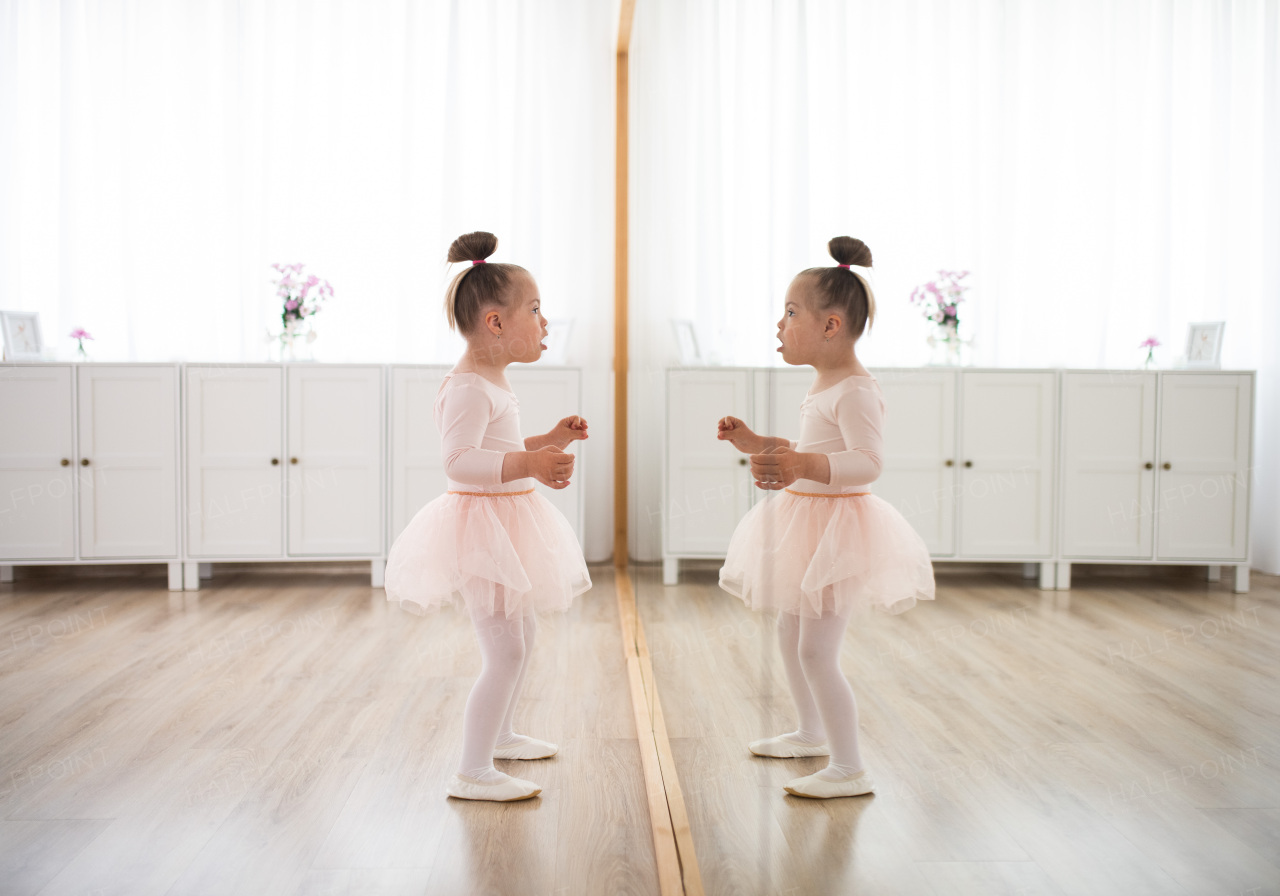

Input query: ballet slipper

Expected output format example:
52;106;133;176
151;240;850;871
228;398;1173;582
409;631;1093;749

493;736;558;760
748;734;830;758
784;769;875;799
446;772;541;802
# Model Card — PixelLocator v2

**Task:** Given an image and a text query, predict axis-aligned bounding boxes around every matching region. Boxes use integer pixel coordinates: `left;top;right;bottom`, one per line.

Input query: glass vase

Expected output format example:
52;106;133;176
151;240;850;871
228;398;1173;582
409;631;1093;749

928;321;964;366
276;321;314;362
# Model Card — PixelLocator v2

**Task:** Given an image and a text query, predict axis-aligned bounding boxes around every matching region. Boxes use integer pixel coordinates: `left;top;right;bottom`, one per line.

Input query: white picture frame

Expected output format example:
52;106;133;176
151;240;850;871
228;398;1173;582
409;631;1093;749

671;319;702;365
0;310;43;361
541;318;574;365
1185;321;1225;369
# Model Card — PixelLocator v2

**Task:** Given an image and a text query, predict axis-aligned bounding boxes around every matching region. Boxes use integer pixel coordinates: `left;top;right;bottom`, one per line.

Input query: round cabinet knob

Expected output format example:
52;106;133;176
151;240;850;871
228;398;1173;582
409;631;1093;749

1162;461;1171;470
60;458;70;467
80;458;90;466
271;458;279;465
1144;461;1153;470
290;457;299;465
739;458;747;466
963;460;973;468
944;459;954;467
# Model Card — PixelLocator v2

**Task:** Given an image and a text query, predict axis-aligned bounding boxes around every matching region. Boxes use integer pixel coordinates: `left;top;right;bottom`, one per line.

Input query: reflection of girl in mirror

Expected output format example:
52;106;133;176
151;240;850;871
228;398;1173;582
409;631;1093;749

717;237;936;799
384;231;592;802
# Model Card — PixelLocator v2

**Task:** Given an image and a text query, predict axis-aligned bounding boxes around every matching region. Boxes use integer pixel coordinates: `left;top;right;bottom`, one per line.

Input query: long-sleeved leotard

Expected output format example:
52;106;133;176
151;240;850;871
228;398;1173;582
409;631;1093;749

436;372;534;492
787;375;884;492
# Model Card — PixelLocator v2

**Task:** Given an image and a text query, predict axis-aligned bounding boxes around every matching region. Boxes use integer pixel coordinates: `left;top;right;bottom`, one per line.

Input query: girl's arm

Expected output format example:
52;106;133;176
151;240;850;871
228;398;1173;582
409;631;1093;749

525;416;589;451
439;382;505;485
717;416;788;454
824;386;884;485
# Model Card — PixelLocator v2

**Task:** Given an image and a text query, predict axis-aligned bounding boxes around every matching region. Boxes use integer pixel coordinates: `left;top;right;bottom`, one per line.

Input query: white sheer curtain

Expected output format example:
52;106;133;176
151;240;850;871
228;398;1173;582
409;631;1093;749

629;0;1280;571
0;0;617;562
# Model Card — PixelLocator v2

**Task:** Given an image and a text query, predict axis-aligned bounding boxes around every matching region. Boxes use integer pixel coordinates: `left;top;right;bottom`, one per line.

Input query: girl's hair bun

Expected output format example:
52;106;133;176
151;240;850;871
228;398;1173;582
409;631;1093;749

442;231;528;333
448;231;498;264
828;236;872;268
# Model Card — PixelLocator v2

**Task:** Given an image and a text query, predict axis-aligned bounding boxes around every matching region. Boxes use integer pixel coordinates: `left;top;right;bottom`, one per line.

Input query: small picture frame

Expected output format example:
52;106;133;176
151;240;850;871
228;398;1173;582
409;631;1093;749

541;318;574;365
671;319;702;365
1185;321;1225;369
0;311;43;361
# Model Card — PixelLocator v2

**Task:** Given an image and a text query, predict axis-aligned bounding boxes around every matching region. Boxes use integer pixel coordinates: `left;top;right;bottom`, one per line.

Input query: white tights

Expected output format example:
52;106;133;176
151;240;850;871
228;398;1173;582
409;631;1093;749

776;609;865;779
458;605;537;782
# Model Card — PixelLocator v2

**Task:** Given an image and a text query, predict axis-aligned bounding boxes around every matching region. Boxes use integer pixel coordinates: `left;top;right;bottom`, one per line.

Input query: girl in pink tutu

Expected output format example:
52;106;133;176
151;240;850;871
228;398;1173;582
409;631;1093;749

718;236;935;799
385;231;591;802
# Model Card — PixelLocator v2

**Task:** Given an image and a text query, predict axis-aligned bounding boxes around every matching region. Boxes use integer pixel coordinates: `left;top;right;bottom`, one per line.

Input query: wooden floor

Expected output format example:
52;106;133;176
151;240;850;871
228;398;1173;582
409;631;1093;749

635;562;1280;896
0;564;658;896
4;562;1279;896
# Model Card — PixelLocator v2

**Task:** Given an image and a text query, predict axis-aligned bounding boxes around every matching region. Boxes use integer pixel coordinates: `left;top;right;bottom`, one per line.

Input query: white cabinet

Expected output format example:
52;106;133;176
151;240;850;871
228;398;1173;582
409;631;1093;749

1061;372;1158;559
0;366;76;559
183;364;383;587
663;369;754;582
662;367;1252;592
77;366;178;559
0;364;178;574
389;366;585;546
389;367;448;543
1056;371;1252;590
874;369;958;556
507;367;585;538
185;366;284;558
5;362;588;592
1155;374;1252;562
287;366;384;556
958;371;1056;559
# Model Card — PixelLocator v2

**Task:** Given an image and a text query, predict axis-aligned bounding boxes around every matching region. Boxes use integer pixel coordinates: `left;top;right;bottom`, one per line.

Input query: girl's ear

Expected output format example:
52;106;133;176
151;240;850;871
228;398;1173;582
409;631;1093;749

484;309;502;336
825;313;843;339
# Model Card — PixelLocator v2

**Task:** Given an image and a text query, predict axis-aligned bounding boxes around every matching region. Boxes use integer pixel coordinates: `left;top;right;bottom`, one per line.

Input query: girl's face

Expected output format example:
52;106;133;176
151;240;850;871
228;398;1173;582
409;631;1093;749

501;273;548;363
776;276;835;366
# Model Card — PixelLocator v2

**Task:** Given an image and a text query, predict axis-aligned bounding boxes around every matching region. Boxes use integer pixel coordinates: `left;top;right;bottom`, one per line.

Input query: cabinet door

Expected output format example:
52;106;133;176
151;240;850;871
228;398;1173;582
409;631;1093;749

508;368;585;541
958;371;1056;558
767;369;809;510
1061;372;1156;559
287;366;383;556
665;370;752;555
1156;373;1251;561
768;369;811;437
873;369;958;556
77;366;178;559
186;366;283;558
0;366;75;559
389;367;448;543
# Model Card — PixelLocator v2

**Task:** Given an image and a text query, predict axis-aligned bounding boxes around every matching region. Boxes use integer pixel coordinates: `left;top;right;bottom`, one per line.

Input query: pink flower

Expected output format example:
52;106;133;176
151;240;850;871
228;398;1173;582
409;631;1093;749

1139;336;1160;349
68;327;93;340
285;299;299;311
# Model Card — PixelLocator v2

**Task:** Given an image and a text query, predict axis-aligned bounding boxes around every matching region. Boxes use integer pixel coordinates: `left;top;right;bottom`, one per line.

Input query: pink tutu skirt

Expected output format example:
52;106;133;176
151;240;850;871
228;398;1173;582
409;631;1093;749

719;489;935;618
385;489;591;619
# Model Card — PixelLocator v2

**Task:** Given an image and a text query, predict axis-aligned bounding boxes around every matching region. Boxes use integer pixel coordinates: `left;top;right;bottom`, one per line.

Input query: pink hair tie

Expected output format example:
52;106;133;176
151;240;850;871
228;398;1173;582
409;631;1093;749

837;263;851;269
471;259;485;265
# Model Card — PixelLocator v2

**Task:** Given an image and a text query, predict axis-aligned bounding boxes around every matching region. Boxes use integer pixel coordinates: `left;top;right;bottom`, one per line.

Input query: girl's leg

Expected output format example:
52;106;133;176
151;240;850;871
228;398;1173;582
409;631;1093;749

775;610;827;744
797;609;865;779
458;604;528;783
496;613;536;744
